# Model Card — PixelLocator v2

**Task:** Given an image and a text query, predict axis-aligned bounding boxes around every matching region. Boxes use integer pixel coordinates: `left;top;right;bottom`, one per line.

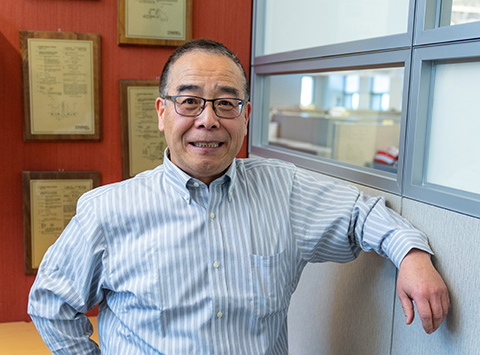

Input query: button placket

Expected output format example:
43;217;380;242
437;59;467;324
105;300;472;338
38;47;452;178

207;183;229;324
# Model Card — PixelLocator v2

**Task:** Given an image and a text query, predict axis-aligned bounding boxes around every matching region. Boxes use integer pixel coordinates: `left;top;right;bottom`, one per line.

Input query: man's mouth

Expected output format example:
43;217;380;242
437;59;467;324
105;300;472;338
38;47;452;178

191;142;222;148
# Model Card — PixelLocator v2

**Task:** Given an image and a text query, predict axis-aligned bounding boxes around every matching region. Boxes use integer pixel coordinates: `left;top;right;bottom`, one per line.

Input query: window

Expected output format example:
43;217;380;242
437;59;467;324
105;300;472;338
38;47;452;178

251;0;480;217
300;76;314;108
404;41;480;217
344;75;359;110
425;61;480;194
255;0;411;56
416;0;480;45
371;75;393;111
263;68;403;173
440;0;480;27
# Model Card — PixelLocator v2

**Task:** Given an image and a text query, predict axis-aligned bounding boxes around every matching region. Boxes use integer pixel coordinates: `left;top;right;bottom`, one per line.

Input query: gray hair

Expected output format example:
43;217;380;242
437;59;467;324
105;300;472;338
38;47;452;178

158;39;249;100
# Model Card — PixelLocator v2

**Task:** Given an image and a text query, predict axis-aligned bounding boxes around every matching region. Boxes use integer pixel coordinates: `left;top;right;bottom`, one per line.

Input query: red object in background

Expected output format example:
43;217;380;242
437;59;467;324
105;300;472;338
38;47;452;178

374;148;399;165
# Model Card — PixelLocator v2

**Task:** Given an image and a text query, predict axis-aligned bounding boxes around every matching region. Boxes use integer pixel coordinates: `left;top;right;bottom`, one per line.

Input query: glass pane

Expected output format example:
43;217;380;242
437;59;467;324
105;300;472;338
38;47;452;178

345;75;360;93
300;76;314;107
425;61;480;194
440;0;480;27
264;67;404;173
257;0;410;56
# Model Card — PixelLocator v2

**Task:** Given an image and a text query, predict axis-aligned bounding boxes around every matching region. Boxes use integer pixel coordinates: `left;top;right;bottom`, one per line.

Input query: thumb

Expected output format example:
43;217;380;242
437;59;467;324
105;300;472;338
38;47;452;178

399;293;415;325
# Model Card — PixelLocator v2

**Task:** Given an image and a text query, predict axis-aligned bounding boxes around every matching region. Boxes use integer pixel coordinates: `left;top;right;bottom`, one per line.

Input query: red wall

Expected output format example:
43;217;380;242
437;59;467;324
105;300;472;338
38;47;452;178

0;0;252;323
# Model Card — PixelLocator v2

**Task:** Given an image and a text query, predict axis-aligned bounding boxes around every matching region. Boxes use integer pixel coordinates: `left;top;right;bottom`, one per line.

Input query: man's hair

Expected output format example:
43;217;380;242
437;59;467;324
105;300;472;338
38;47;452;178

158;39;250;100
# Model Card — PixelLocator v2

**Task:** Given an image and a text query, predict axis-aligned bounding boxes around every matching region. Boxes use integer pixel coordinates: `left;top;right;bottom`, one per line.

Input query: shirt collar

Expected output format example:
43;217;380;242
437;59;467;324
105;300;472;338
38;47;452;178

163;148;237;203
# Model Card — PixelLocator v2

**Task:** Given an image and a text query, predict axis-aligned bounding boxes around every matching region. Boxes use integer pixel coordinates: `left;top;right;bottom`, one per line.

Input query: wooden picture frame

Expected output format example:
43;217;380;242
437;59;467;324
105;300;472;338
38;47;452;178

118;0;192;46
119;80;167;179
20;30;102;141
22;171;101;275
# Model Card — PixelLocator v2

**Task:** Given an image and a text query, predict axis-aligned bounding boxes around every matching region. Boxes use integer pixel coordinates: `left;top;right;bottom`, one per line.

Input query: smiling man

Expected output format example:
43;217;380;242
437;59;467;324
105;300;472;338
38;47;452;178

28;39;449;355
156;48;251;186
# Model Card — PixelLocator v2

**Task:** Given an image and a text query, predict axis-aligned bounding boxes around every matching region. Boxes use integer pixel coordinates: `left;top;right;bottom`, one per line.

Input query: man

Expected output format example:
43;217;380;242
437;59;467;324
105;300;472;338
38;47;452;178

28;39;449;354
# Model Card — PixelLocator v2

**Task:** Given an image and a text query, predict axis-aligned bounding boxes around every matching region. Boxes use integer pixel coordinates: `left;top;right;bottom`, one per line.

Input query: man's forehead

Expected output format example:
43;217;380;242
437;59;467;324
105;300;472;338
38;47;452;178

168;52;244;95
171;51;240;75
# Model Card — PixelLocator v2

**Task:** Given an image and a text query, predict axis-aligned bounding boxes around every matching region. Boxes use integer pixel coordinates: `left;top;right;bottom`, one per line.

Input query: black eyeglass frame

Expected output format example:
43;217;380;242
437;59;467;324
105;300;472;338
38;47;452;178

163;95;248;119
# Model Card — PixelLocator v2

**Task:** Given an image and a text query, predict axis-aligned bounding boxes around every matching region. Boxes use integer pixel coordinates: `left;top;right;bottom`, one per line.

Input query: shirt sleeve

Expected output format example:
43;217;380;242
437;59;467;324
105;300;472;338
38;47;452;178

290;168;432;268
27;197;105;354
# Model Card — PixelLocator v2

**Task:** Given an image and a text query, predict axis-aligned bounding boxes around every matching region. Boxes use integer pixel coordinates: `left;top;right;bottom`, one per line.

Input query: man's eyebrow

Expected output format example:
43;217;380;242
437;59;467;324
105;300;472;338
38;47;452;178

176;84;201;94
218;86;240;97
175;84;241;97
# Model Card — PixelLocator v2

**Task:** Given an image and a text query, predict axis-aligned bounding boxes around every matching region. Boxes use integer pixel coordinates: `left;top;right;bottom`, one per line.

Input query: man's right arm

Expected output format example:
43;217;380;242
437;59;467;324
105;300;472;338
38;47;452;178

28;209;105;354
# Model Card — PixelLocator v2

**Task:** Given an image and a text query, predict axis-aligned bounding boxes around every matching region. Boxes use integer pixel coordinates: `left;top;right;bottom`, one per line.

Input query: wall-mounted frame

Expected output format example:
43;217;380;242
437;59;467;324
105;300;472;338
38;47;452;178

20;30;102;141
118;0;192;46
119;80;167;179
22;171;101;275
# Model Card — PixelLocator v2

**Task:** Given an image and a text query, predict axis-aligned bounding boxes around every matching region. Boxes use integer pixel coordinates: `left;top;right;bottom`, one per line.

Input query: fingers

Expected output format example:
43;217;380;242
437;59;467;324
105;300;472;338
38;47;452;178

398;292;415;325
416;298;435;334
405;291;450;334
430;292;450;331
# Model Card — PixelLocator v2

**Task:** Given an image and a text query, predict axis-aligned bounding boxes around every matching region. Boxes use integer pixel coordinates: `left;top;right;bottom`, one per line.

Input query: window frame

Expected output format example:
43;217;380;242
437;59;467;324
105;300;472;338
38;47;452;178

415;0;480;45
249;0;480;218
252;0;416;63
403;40;480;218
249;50;411;194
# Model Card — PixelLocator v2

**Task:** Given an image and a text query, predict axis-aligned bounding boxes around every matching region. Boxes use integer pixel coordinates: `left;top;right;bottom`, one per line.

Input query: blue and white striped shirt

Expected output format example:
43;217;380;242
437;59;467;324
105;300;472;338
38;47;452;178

28;156;431;354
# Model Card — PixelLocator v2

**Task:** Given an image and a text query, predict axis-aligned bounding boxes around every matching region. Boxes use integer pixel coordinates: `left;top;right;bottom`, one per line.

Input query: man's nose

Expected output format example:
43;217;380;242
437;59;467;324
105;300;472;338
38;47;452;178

195;102;220;129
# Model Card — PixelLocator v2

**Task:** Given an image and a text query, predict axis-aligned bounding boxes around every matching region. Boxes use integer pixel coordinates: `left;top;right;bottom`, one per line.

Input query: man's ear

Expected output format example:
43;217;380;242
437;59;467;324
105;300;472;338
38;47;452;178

156;97;166;131
243;101;252;137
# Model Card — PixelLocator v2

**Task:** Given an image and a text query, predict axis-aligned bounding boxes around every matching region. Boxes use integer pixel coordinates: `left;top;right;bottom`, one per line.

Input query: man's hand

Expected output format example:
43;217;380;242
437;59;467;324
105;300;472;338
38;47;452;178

397;249;450;334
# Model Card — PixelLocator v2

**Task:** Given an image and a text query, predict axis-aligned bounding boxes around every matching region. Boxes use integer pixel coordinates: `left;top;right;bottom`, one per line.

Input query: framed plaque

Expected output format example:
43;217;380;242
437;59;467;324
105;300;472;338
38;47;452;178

20;31;102;140
118;0;192;46
119;80;167;179
22;171;101;275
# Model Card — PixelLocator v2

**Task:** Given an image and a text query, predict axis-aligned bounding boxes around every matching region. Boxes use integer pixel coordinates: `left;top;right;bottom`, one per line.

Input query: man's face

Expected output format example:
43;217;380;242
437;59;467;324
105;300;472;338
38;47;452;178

156;51;251;185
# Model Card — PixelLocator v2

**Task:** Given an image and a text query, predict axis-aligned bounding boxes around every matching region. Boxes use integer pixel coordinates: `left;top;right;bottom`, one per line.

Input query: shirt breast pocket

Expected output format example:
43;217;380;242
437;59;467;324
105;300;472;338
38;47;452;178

249;249;289;320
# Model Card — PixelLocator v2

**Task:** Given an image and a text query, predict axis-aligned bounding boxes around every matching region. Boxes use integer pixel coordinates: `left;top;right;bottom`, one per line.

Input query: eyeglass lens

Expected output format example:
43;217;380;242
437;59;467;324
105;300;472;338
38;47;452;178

172;96;244;118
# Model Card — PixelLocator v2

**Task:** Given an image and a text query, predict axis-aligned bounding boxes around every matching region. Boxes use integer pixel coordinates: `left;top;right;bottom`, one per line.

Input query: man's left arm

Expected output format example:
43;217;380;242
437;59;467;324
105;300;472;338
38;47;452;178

347;190;450;334
397;248;450;334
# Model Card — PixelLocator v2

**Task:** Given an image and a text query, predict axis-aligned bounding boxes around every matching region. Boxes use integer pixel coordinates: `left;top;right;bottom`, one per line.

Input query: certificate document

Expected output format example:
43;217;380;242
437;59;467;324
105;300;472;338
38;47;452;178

30;179;93;269
126;0;187;40
27;38;95;135
127;86;167;176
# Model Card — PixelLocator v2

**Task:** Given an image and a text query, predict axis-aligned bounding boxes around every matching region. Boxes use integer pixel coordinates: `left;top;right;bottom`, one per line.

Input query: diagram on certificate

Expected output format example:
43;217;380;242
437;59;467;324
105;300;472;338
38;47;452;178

126;0;186;40
28;38;95;134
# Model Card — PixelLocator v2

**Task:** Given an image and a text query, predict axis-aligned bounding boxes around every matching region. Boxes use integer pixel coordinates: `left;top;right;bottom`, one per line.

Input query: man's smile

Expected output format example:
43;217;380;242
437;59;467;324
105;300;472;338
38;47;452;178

190;142;224;148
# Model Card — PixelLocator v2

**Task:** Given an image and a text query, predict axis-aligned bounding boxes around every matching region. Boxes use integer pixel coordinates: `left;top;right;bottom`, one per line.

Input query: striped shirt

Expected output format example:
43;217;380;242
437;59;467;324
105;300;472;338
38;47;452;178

28;156;431;354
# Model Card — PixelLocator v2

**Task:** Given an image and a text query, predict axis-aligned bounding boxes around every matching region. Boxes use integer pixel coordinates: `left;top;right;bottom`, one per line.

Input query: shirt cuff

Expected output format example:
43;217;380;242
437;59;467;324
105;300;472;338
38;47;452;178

382;229;433;269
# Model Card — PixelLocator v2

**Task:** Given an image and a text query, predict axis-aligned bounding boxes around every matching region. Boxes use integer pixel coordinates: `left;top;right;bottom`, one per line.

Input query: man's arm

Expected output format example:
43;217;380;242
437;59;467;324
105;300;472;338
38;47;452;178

28;204;105;354
397;248;450;334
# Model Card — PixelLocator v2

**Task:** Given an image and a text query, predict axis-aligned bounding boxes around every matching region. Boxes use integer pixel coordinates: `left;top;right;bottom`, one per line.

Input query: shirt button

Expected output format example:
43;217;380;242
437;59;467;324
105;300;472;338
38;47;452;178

193;182;200;187
209;212;215;219
213;261;220;268
216;311;223;318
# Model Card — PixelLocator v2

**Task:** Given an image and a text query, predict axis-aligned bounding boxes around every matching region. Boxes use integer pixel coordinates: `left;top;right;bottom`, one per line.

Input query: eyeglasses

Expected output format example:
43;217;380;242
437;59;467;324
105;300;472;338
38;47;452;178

164;95;247;119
